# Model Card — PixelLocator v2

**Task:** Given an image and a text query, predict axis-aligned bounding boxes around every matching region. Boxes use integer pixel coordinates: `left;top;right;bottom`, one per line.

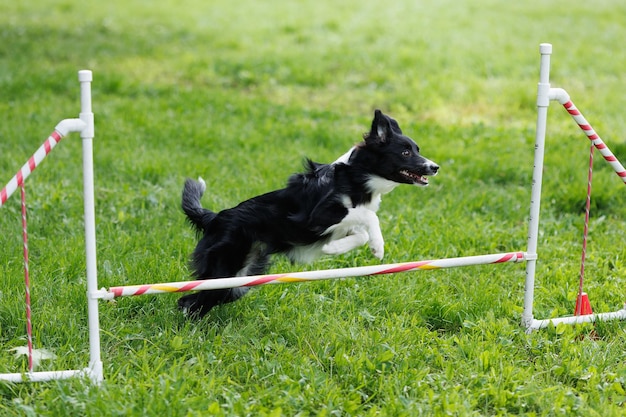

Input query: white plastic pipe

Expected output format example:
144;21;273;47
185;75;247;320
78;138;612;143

528;306;626;330
522;43;552;329
0;369;92;383
548;88;570;104
78;70;104;384
54;118;87;136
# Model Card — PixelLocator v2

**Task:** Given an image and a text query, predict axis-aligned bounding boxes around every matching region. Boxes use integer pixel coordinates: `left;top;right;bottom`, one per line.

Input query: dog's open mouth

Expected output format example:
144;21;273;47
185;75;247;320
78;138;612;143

400;169;430;186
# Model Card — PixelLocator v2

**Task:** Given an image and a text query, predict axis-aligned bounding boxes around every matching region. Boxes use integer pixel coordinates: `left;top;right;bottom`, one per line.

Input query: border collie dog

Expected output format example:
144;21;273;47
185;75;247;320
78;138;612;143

179;110;439;317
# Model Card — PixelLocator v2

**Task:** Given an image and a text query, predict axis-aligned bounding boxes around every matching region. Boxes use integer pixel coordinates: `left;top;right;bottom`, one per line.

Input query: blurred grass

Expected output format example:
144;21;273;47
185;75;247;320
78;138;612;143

1;0;626;415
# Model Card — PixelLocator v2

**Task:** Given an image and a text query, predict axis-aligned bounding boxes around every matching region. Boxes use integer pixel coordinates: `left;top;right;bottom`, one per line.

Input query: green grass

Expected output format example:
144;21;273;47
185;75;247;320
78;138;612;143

2;0;626;415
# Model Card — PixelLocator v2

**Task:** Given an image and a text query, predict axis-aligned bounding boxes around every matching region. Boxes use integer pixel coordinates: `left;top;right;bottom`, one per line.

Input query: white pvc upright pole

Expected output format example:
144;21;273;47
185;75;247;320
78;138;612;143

522;43;552;330
78;70;103;383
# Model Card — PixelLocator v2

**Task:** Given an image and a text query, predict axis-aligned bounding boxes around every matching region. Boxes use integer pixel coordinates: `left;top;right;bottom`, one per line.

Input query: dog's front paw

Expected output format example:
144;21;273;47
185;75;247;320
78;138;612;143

369;239;384;260
322;241;344;255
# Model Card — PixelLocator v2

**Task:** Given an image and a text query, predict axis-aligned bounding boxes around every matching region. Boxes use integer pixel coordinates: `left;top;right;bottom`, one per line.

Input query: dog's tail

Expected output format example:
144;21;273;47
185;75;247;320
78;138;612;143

182;177;216;233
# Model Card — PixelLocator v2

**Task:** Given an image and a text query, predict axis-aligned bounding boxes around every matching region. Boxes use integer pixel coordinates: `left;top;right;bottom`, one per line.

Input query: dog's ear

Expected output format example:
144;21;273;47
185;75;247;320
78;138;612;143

367;109;394;144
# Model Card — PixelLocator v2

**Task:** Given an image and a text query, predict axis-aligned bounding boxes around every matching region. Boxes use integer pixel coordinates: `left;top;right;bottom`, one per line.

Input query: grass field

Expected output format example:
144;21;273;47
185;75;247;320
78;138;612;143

2;0;626;415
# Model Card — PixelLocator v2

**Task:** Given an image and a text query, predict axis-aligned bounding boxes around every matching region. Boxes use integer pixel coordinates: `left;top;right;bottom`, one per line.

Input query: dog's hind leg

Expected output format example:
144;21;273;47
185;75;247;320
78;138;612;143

178;288;250;318
178;243;270;318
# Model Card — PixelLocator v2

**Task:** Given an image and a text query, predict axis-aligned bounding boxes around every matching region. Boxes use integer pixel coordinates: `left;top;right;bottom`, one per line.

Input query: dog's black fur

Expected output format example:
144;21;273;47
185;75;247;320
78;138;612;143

179;110;439;318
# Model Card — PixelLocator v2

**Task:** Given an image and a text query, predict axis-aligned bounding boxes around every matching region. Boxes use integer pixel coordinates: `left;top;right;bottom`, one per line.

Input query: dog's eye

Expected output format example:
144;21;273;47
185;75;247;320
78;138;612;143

402;149;411;157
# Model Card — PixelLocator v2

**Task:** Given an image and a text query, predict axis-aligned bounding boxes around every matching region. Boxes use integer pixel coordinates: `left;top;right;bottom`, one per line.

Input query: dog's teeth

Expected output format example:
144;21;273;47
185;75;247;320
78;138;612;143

400;170;430;185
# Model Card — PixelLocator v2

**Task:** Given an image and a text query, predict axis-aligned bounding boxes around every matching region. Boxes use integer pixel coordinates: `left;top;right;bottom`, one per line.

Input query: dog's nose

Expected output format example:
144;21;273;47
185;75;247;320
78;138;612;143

430;164;440;175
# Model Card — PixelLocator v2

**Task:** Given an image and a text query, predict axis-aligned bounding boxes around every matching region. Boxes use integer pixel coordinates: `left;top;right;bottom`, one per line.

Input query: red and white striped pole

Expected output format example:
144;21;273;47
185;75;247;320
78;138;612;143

104;251;526;299
1;132;64;207
548;89;626;183
1;118;87;208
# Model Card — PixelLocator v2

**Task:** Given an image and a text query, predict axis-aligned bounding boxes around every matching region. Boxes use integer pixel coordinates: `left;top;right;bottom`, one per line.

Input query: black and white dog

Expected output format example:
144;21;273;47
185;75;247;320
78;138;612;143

179;110;439;317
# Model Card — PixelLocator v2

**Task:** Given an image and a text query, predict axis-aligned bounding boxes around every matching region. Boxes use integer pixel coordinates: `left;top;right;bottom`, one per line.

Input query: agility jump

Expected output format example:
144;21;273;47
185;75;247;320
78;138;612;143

0;71;103;383
1;44;625;383
522;43;626;330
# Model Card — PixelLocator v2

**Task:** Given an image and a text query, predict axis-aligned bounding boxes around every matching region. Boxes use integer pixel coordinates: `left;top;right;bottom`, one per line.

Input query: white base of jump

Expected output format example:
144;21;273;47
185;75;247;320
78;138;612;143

527;306;626;331
0;368;99;384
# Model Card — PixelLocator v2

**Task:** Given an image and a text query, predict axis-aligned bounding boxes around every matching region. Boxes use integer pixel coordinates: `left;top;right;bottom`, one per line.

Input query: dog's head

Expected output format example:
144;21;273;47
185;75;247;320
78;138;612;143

353;110;439;191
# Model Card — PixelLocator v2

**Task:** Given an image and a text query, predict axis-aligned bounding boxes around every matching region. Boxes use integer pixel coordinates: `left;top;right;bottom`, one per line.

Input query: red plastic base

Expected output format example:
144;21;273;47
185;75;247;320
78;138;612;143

574;292;593;316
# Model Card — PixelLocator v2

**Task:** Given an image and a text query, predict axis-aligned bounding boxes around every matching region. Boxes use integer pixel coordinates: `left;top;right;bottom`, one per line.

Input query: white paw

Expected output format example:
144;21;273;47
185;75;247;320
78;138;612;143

322;241;344;255
369;239;384;260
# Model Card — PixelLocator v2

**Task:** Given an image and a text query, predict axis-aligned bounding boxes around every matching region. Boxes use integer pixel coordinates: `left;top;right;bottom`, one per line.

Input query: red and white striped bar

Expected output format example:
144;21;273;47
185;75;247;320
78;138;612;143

104;251;526;299
0;131;64;207
1;116;87;208
549;88;626;184
563;100;626;183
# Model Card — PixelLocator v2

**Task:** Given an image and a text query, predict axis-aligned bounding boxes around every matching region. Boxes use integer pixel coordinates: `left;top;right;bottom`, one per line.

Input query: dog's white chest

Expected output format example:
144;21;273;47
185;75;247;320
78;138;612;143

340;194;382;212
